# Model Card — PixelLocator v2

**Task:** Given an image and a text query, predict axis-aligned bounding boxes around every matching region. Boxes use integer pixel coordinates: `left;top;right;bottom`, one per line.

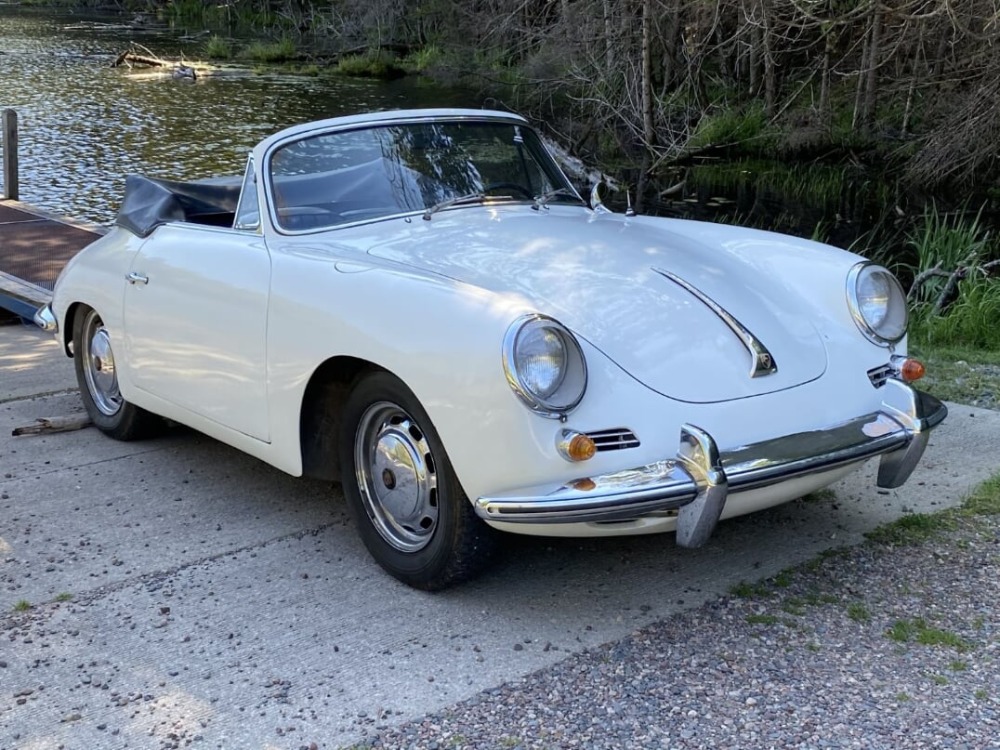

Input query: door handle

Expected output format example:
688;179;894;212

126;271;149;285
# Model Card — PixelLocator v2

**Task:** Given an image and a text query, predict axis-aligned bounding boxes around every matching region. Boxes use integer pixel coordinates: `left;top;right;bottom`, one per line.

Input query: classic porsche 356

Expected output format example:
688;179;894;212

36;108;946;589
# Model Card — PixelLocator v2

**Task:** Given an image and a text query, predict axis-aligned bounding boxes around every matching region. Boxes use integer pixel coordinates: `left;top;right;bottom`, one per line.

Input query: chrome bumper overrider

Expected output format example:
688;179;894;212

475;379;947;548
33;304;58;334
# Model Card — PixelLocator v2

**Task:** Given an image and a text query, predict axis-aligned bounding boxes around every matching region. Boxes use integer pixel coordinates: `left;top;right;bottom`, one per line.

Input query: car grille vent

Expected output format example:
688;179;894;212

586;428;640;451
867;363;894;388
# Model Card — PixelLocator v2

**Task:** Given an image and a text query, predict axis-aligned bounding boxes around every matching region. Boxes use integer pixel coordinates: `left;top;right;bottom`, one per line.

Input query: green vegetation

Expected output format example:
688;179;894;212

55;592;73;602
245;37;297;64
887;618;969;650
12;600;31;612
334;50;405;79
687;105;778;154
205;35;233;60
730;580;771;600
402;45;444;74
912;346;1000;406
846;603;871;624
745;614;780;626
866;513;945;547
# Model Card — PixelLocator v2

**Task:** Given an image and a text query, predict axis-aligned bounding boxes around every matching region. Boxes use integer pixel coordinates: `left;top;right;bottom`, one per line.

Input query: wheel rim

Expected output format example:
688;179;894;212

354;401;439;553
81;312;123;417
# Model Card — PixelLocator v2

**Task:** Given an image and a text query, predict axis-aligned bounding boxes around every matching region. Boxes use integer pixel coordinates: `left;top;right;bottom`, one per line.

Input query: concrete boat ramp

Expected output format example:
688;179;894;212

2;318;999;748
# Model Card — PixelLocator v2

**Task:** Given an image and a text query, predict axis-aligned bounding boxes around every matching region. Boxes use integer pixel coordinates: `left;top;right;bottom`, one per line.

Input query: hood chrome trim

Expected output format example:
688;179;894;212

653;268;778;379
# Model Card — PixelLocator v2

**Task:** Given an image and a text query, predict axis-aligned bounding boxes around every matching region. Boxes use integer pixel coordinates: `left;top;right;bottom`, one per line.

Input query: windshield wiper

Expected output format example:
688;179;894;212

423;192;509;221
532;187;585;210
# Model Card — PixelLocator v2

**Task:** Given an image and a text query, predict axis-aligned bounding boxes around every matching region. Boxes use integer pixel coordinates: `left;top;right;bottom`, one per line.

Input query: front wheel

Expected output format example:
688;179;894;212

339;371;496;590
73;307;161;440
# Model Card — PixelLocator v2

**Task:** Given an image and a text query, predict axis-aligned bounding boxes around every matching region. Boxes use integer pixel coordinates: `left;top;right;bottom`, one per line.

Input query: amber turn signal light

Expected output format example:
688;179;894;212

558;430;597;462
899;357;925;383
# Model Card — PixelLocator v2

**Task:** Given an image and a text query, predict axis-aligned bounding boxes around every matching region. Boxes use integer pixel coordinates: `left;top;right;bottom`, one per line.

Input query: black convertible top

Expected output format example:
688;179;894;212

116;175;242;237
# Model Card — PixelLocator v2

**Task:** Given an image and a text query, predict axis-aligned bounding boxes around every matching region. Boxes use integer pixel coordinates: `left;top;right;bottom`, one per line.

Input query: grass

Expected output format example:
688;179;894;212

910;344;1000;406
959;473;1000;516
334;49;406;79
746;614;780;625
886;618;969;650
906;203;1000;351
687;104;778;153
912;276;1000;350
730;580;771;599
13;600;31;612
402;44;443;74
205;35;233;60
245;37;297;64
846;602;871;623
865;513;946;546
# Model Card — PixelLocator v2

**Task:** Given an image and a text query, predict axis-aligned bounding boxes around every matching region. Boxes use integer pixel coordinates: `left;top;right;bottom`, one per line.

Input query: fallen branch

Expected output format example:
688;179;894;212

111;44;198;79
12;415;92;437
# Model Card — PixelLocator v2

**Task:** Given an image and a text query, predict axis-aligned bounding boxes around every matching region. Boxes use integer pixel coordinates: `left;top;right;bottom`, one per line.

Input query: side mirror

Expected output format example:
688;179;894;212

590;181;612;214
590;181;636;216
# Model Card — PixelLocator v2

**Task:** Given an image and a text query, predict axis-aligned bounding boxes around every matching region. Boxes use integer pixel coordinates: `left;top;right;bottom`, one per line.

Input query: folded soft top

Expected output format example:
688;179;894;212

116;175;242;237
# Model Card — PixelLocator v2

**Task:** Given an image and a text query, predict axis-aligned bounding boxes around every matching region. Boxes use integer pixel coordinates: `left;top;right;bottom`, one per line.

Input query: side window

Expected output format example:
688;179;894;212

234;156;260;232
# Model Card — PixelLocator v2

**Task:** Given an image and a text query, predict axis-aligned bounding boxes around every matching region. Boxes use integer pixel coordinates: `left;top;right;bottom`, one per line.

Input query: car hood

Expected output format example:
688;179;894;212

366;208;829;403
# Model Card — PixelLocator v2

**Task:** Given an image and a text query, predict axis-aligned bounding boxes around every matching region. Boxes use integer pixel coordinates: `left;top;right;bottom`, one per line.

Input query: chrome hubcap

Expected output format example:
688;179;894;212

355;402;439;553
82;313;123;417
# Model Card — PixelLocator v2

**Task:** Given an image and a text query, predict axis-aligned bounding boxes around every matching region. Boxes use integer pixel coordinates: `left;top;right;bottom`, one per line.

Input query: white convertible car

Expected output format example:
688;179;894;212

36;108;946;589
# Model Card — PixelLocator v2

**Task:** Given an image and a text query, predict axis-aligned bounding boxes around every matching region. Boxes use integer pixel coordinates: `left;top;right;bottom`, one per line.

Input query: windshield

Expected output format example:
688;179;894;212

267;120;577;231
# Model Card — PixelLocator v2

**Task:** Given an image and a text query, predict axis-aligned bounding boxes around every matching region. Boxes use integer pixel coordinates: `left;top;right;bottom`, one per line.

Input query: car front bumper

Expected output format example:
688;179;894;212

475;379;947;547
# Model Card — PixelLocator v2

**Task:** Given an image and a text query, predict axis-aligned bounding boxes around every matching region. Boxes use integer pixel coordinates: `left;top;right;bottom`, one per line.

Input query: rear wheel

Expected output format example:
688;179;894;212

73;307;160;440
339;371;496;590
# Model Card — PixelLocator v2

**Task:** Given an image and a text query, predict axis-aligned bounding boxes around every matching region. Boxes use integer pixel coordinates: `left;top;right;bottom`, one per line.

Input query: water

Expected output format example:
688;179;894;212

0;9;472;224
2;6;997;268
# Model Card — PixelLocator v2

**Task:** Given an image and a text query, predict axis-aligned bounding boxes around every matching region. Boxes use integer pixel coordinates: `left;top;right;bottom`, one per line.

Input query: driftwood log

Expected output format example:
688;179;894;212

907;258;1000;315
111;44;197;79
12;415;92;437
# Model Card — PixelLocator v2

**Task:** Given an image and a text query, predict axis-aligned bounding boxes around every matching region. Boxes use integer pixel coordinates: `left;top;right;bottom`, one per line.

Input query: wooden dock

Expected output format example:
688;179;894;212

0;201;104;319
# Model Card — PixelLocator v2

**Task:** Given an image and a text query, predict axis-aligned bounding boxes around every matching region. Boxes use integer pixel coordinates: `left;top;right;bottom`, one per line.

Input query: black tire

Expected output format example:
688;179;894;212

339;371;497;590
73;307;161;441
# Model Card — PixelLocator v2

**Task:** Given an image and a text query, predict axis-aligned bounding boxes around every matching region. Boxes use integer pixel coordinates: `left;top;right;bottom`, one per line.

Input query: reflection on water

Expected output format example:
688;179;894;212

0;9;473;224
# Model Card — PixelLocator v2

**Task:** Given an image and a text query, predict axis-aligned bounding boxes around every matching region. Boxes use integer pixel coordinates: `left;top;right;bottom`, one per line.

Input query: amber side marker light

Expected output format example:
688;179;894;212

899;358;926;383
558;431;597;462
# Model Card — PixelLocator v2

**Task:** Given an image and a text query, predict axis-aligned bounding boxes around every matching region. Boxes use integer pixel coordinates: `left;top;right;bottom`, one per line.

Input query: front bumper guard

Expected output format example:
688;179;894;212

34;303;58;334
475;379;947;547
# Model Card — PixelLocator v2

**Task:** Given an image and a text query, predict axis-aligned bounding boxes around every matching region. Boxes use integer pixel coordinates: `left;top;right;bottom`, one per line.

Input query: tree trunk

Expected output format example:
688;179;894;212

859;3;882;134
641;0;656;148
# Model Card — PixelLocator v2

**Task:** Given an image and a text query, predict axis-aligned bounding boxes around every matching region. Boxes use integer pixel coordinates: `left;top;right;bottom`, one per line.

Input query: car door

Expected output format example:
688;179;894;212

122;222;271;441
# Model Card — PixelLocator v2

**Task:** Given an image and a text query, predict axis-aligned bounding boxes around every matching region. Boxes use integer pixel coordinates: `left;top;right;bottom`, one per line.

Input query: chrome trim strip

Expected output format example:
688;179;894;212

476;382;947;532
653;268;777;378
33;304;58;334
588;427;640;451
477;459;700;523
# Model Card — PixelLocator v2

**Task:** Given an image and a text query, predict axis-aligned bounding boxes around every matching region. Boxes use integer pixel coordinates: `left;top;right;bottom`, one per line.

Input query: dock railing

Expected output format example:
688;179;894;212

2;108;18;201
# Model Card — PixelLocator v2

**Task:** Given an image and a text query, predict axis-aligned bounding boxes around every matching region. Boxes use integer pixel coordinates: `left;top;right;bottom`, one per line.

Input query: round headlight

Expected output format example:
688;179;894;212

503;315;587;416
847;262;908;345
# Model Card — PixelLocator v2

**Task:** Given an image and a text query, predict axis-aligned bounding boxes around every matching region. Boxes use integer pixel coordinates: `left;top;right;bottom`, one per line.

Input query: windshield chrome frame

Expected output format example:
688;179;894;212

260;113;585;237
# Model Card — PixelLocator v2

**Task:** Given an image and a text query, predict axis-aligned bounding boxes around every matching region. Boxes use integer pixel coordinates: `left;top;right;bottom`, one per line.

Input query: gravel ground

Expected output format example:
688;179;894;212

349;515;1000;750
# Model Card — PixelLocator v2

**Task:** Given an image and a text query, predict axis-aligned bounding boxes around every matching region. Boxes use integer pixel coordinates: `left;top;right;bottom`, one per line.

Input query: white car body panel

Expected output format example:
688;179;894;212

123;224;271;441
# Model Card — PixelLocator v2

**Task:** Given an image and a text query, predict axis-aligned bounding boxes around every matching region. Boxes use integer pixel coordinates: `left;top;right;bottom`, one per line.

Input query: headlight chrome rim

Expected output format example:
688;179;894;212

503;314;588;418
847;262;908;346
